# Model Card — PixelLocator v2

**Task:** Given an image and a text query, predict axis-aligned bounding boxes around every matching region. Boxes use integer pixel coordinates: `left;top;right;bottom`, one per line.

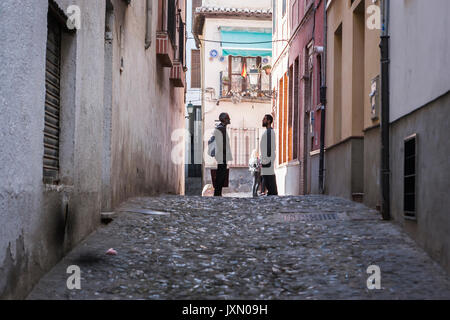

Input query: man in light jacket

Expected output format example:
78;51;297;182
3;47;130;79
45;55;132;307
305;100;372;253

213;113;233;196
260;114;278;195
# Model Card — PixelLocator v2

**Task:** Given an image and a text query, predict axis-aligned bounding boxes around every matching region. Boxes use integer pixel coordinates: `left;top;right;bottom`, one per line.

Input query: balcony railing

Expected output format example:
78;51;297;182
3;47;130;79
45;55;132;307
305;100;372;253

219;66;272;101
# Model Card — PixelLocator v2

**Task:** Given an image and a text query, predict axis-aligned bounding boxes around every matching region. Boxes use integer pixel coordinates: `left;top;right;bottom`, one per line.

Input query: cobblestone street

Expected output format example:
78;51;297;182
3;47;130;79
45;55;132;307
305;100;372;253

28;195;450;300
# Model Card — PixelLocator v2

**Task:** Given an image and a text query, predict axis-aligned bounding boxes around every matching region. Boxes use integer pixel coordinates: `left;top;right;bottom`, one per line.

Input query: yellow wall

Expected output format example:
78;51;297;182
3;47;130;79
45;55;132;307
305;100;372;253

326;0;380;148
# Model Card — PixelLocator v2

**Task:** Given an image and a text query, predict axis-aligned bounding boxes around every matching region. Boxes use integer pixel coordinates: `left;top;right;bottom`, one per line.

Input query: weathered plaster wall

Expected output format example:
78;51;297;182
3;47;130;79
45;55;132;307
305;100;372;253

309;153;320;194
390;93;450;273
325;0;380;202
326;0;378;146
325;138;363;200
109;0;185;207
325;141;352;199
0;0;105;298
389;0;450;273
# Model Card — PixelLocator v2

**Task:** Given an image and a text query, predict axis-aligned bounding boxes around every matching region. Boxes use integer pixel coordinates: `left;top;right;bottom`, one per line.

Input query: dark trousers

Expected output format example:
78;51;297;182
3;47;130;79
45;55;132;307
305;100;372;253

260;175;266;193
214;164;227;196
262;175;278;196
251;171;261;197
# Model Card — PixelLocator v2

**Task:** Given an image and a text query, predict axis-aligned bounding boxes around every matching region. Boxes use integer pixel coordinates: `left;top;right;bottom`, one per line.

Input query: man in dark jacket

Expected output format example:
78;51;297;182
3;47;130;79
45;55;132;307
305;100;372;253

213;113;232;196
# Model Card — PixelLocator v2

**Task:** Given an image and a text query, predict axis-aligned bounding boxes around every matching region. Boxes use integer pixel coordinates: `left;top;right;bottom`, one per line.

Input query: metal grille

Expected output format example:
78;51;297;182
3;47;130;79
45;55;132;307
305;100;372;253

228;128;262;167
178;18;184;65
279;213;339;223
43;15;62;183
167;0;176;45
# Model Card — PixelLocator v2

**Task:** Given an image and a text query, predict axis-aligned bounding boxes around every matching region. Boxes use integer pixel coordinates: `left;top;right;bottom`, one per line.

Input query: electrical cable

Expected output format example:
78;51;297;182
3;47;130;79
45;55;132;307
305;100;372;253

186;37;288;44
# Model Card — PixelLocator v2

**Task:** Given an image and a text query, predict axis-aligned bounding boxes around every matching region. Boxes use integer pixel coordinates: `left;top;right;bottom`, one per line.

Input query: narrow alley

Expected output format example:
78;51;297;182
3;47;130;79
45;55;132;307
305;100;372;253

1;0;450;303
28;195;450;300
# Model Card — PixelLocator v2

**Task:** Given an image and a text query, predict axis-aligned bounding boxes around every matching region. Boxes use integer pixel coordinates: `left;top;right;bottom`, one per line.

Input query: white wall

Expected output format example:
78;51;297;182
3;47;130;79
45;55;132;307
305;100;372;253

390;0;450;122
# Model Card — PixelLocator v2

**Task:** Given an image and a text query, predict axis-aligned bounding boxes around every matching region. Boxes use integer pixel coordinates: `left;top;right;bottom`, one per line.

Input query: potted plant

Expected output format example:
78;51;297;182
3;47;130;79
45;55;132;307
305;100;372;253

262;64;272;75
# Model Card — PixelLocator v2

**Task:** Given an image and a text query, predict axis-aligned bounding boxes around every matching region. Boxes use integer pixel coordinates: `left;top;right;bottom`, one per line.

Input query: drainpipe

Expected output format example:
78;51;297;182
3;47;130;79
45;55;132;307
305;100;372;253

380;0;390;220
319;0;327;194
145;0;152;49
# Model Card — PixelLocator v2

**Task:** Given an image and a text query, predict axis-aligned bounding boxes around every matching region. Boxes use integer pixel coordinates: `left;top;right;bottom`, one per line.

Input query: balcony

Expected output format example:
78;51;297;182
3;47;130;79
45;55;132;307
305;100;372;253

156;31;175;67
170;60;185;87
220;71;272;102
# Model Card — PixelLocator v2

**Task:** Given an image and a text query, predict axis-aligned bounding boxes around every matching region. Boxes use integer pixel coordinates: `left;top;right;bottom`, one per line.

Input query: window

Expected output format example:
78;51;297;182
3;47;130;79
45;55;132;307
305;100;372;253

222;56;268;97
333;24;343;142
288;65;293;161
282;0;287;17
277;72;295;165
178;17;185;64
404;134;417;219
278;77;283;163
167;0;176;45
230;56;244;92
43;12;62;184
191;49;201;88
293;57;299;159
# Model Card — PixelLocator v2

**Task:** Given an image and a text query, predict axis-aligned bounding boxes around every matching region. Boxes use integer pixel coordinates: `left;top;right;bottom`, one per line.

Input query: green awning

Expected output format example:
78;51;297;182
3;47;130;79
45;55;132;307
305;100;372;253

220;29;272;57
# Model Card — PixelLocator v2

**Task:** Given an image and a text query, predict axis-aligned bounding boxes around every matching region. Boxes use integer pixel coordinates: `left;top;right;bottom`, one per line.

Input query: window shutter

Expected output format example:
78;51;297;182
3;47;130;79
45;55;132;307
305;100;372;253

191;49;201;88
43;14;62;183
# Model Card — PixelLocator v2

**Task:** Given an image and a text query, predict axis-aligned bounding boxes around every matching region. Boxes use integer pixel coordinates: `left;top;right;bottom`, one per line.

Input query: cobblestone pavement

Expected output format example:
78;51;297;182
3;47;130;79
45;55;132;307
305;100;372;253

28;195;450;300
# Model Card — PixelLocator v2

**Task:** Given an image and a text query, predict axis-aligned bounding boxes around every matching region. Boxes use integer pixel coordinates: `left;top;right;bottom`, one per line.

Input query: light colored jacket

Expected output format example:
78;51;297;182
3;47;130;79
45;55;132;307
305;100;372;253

260;128;276;175
249;157;261;173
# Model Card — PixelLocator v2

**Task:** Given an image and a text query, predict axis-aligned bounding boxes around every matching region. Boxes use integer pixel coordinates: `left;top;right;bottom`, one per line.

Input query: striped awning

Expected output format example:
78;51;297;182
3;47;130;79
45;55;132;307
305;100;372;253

220;29;272;57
